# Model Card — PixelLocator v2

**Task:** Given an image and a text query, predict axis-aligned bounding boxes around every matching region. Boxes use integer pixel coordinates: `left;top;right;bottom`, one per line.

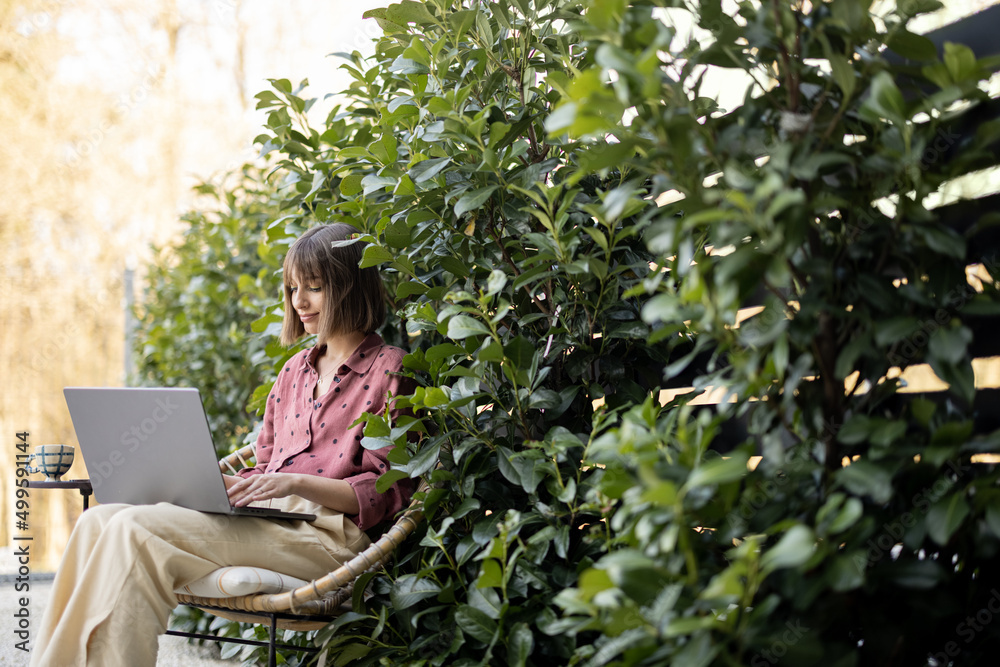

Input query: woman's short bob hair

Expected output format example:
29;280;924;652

280;223;386;346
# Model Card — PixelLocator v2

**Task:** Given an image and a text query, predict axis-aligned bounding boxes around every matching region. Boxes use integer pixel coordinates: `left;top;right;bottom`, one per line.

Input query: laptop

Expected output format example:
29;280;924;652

63;387;315;521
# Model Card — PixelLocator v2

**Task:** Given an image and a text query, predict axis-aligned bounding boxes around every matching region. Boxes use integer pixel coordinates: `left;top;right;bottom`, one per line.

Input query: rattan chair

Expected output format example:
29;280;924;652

166;443;426;666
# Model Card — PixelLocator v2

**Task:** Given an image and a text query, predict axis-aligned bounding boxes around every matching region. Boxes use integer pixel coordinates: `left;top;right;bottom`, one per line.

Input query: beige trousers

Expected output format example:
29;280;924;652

30;497;369;667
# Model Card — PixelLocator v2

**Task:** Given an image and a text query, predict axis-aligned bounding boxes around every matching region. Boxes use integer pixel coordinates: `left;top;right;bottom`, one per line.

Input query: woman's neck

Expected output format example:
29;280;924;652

318;330;367;364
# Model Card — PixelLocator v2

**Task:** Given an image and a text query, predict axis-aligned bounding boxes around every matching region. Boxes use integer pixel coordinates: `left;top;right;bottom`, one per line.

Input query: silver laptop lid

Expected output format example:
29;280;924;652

64;387;234;513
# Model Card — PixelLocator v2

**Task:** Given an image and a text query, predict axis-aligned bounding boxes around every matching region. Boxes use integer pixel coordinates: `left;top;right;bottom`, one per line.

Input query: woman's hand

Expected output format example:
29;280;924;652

227;473;301;507
227;472;361;514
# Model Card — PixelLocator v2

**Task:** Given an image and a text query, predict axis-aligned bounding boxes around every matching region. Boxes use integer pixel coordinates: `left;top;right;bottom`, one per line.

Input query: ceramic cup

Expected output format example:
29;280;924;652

26;444;75;481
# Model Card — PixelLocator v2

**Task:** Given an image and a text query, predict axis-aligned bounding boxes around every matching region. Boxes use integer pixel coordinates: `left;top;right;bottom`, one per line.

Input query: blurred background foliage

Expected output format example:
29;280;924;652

134;0;1000;664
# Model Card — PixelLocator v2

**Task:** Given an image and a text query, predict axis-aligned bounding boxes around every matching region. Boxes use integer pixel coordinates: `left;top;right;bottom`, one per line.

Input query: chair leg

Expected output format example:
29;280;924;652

268;614;277;667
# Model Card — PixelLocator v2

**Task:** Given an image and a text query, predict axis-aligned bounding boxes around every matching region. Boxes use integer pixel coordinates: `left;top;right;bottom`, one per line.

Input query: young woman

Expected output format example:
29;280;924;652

31;223;415;666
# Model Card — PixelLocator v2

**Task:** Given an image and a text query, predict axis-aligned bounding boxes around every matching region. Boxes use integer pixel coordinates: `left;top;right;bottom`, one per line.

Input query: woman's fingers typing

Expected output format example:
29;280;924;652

227;473;299;506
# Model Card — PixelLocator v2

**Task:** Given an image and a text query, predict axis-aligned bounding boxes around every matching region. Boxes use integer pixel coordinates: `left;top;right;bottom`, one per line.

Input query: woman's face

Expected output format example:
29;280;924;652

288;272;325;337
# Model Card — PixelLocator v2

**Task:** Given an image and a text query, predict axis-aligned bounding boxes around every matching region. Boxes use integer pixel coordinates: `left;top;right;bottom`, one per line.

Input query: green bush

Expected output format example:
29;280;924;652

150;0;1000;664
249;1;658;663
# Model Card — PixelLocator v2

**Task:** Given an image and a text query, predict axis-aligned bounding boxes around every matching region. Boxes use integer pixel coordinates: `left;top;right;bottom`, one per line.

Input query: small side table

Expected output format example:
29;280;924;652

27;479;94;510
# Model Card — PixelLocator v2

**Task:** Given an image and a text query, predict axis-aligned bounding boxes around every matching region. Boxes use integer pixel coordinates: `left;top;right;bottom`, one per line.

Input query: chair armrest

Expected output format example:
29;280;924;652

218;443;257;475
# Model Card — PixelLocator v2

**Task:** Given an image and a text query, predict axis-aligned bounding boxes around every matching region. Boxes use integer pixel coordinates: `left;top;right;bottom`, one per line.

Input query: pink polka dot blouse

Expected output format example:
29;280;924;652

237;333;415;530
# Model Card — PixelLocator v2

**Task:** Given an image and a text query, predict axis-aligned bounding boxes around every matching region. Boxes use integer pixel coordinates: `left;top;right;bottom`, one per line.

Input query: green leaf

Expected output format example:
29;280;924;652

874;317;919;346
577;139;636;173
914;224;966;259
454;185;499;218
943;41;980;84
392;174;417;197
396;281;428;299
333;643;372;665
486;269;507;296
426;342;467;363
497;447;521;487
436;256;469;278
384;218;412;248
861;71;907;126
363;7;406;33
507;622;534;667
269;78;292;94
930;420;973;446
672;632;717;667
503;335;535;369
390;575;442;609
359;244;394;268
926;492;970;545
829;55;856;99
928;355;975;405
834;334;870;379
455;604;499;644
665;615;718;638
375;468;409;493
479;340;504;362
544;102;578;135
447;9;478;40
827;553;865;592
386;0;437;27
761;525;816;572
408;440;440;478
928;326;972;366
835;461;893;504
886;559;945;589
467;585;502;619
765;189;805;220
700;563;745;600
361;174;396;195
512;452;548;494
369;135;398;165
363;415;391;438
478;559;503;589
922;62;953;90
409;156;451;182
911;397;937;427
338;146;372;159
887;29;938;61
685;452;749;489
361;435;395;449
422;386;450;407
961;296;1000;315
254;90;282;108
986;503;1000;539
870;420;907;448
220;642;241;660
837;415;872;445
828;497;864;534
577;567;614;601
339;173;363;196
447;315;492;340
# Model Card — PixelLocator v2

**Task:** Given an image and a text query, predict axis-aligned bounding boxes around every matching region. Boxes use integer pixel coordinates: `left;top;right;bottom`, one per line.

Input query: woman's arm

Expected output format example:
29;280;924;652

226;472;361;514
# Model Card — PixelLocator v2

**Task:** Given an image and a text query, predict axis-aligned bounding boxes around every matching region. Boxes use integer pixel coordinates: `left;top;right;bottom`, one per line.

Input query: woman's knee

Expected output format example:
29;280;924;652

103;502;213;541
85;503;130;520
74;503;131;534
104;504;170;530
